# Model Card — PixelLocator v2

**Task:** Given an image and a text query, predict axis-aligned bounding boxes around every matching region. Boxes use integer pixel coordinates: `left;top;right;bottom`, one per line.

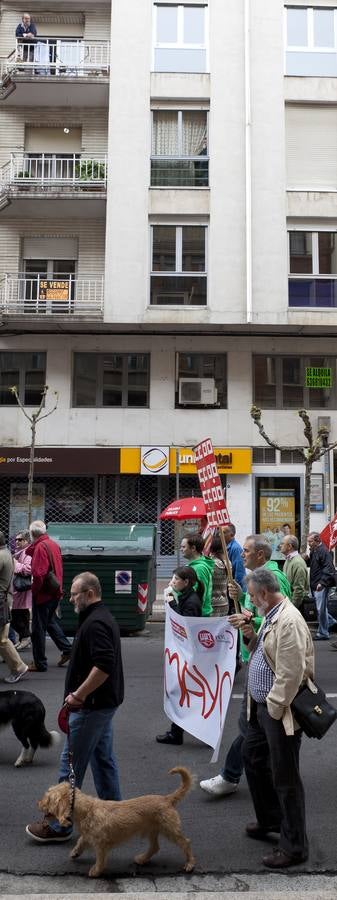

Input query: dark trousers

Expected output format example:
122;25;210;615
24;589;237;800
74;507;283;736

222;683;248;783
11;608;30;640
242;702;308;859
170;721;184;740
32;598;71;671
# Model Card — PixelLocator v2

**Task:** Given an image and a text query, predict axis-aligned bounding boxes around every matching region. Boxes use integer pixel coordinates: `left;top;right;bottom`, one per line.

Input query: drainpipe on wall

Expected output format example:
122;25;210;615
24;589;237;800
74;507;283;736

244;0;253;323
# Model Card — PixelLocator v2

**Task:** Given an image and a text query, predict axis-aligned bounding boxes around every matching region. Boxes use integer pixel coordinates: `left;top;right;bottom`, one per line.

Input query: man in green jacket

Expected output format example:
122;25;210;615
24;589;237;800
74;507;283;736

280;534;309;609
180;533;214;616
200;534;291;798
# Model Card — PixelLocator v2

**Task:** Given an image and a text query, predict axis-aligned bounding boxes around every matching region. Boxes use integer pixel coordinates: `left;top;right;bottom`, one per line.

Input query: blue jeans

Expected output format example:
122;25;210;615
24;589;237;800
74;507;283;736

51;707;121;835
314;588;336;638
32;597;71;670
222;684;248;784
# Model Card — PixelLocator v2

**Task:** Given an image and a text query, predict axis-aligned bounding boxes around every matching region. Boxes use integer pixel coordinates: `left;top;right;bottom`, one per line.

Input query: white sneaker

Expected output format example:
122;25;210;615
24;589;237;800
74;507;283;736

199;774;239;796
16;639;31;651
4;665;29;684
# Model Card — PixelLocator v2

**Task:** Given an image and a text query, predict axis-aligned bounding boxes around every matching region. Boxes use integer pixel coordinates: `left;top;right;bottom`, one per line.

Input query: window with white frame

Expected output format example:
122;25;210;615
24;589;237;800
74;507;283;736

285;6;337;76
288;230;337;307
150;224;207;305
151;109;208;186
153;4;208;72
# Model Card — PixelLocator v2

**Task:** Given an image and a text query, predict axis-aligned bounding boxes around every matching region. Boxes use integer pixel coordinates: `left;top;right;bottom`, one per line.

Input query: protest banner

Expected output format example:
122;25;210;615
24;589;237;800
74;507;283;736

320;512;337;550
194;438;240;608
164;607;237;762
194;438;230;529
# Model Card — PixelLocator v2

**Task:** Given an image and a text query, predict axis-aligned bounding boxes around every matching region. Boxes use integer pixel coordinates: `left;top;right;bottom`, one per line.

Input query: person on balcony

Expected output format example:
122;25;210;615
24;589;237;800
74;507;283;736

16;13;37;63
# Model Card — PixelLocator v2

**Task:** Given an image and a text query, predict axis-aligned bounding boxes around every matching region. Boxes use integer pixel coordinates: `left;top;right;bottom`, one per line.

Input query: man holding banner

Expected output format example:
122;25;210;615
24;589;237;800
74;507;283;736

157;439;237;753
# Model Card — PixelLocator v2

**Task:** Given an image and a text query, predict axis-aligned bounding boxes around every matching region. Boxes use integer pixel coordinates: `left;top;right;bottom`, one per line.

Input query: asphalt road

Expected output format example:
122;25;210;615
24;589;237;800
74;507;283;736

0;623;336;889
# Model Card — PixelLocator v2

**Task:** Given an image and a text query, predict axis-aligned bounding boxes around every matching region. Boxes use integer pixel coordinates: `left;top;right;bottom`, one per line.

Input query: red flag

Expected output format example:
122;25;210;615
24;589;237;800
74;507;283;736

194;438;230;529
320;513;337;550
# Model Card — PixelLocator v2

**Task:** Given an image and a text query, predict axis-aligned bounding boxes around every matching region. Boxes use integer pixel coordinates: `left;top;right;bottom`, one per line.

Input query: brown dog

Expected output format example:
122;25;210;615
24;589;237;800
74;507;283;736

38;766;195;877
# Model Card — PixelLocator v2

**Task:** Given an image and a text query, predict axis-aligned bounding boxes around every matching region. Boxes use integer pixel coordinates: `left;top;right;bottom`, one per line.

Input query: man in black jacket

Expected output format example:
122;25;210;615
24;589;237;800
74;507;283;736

307;532;337;640
26;571;124;842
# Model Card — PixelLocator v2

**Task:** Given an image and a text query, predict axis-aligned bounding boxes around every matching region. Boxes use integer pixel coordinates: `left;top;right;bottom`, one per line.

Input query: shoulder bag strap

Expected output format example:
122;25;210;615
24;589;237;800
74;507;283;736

43;541;55;575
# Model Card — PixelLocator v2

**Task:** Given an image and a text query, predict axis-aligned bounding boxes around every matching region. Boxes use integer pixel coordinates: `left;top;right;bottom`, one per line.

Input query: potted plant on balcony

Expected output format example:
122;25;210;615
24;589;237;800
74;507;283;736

74;159;106;189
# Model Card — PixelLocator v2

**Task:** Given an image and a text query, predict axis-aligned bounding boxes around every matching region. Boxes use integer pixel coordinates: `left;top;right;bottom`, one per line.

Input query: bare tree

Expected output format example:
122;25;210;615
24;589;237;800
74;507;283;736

10;385;58;525
251;405;337;551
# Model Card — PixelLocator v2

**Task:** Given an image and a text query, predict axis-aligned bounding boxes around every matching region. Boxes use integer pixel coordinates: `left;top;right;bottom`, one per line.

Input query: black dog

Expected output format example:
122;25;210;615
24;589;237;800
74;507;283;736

0;690;60;767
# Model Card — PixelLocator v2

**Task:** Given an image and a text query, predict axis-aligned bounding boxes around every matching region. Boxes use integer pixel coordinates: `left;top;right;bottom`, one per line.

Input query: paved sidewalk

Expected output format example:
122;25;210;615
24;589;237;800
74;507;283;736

3;872;337;897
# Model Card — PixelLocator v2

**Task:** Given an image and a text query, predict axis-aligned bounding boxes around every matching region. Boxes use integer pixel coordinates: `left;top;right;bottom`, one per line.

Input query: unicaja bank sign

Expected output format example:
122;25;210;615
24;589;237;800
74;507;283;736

170;447;252;475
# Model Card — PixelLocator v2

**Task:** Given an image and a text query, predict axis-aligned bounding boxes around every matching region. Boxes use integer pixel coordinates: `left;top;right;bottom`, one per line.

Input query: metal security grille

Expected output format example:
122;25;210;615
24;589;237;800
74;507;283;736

0;473;225;578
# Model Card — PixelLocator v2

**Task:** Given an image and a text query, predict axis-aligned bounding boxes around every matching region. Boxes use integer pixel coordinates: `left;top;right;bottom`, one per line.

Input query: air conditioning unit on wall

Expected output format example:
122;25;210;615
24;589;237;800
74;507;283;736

179;377;218;406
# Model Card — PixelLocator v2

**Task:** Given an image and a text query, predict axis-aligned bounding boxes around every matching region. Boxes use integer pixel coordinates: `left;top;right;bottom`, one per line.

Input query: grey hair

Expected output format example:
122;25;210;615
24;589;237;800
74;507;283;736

246;534;272;560
247;567;280;594
29;520;47;539
18;529;31;542
287;534;298;551
308;532;321;543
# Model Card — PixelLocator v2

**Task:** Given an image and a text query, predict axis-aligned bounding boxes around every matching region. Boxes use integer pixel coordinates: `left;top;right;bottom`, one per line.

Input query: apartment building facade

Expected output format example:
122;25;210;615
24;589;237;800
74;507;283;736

0;0;336;573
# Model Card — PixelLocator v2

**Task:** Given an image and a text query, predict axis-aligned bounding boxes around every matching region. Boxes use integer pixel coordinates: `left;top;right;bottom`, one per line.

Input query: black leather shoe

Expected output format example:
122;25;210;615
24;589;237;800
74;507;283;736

262;849;308;869
246;821;280;840
156;732;183;745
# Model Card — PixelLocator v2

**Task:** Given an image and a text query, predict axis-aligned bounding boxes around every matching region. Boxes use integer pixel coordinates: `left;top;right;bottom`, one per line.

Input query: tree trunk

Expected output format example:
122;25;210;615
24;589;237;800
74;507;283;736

27;417;36;526
301;460;312;552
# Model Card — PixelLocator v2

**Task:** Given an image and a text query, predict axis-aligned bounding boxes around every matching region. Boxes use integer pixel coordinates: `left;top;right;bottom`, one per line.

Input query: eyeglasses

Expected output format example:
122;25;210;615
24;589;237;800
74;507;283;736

70;589;90;599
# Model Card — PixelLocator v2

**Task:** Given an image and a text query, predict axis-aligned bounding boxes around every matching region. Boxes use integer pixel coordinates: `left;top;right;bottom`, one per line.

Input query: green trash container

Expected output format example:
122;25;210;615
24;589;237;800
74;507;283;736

47;523;156;635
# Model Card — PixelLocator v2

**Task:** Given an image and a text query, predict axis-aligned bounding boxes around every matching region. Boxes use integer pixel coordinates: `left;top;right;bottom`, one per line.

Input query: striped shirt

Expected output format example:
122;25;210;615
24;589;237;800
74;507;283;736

248;601;283;704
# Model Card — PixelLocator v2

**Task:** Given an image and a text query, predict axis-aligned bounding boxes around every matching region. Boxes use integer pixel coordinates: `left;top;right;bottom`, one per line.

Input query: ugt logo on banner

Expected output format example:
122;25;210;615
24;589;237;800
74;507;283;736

164;609;237;761
194;438;230;528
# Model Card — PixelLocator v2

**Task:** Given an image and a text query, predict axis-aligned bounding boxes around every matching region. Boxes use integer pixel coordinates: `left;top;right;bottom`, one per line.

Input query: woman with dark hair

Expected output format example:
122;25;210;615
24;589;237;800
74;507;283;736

210;533;229;616
156;565;202;745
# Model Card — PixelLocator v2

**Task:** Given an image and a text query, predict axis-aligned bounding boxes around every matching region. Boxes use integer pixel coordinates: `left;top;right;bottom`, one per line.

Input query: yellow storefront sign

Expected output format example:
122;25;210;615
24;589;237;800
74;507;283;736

120;447;252;475
171;447;252;475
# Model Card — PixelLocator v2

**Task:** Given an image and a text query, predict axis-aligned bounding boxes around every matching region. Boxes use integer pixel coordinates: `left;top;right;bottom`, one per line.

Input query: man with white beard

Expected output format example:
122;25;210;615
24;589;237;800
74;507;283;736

240;567;314;869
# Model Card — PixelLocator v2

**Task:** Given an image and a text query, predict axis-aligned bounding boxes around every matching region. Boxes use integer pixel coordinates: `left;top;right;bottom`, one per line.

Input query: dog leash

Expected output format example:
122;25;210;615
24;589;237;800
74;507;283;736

58;698;82;826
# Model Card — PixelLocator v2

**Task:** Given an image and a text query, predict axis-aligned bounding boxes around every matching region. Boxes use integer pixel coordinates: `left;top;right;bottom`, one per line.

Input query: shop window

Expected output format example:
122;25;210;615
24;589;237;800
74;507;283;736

252;447;276;464
73;353;150;408
175;352;226;407
285;7;337;76
255;476;301;556
151;225;207;305
253;354;337;409
154;4;208;73
0;352;46;406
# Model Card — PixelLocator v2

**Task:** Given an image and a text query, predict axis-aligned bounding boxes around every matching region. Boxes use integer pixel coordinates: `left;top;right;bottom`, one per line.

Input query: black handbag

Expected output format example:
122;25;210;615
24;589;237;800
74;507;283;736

291;681;337;739
13;573;31;592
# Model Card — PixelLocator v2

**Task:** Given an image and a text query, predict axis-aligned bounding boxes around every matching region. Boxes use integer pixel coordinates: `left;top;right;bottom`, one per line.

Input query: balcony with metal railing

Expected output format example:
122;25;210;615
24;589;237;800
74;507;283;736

0;154;107;217
0;38;110;106
0;273;104;321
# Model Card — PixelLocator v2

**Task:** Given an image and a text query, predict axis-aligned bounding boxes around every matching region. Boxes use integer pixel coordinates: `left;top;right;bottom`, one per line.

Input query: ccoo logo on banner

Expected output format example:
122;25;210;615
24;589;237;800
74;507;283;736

164;608;237;762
